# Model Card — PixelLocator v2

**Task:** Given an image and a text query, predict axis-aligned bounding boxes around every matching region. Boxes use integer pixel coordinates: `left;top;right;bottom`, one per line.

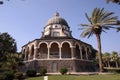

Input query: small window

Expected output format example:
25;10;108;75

53;32;60;37
55;25;57;27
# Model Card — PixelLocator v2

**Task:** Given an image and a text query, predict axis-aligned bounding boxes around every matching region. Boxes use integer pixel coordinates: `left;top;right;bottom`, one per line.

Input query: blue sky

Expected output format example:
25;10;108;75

0;0;120;53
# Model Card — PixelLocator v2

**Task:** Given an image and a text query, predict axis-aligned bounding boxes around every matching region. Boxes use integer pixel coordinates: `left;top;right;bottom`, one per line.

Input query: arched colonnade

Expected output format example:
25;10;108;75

22;41;92;61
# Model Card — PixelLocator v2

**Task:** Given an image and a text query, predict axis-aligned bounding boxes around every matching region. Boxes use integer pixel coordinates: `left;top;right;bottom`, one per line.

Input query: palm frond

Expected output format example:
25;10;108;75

117;27;120;32
92;8;101;24
85;13;93;24
80;27;93;38
102;29;107;33
100;12;115;22
81;24;91;26
97;8;104;22
87;30;94;38
102;16;118;25
78;28;86;30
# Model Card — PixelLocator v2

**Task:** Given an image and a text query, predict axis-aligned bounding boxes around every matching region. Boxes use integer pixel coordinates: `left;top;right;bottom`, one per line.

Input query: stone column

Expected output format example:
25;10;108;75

85;48;88;60
59;46;62;59
71;46;76;59
80;47;83;59
33;47;38;60
28;54;30;60
48;46;50;59
25;51;27;61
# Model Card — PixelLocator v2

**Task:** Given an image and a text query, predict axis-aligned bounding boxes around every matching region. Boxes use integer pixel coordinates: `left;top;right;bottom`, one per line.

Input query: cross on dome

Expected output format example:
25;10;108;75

54;11;59;16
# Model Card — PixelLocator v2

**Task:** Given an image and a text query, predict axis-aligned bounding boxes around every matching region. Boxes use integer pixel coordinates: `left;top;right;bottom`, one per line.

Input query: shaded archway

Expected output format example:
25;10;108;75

30;45;34;59
26;47;29;60
22;49;26;60
50;43;59;58
75;44;80;59
61;42;71;58
38;43;48;59
81;46;86;59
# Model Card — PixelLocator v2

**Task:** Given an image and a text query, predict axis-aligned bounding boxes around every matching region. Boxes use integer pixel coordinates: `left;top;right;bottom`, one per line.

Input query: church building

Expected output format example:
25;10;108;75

22;12;96;73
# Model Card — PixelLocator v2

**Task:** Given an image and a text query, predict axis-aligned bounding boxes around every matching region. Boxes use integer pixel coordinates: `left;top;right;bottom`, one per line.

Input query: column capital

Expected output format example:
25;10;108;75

34;47;38;49
70;46;76;48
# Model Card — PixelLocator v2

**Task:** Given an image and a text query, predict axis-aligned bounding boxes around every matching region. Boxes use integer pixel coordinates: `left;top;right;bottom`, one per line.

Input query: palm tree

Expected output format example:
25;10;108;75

112;51;119;68
102;52;111;67
80;8;118;72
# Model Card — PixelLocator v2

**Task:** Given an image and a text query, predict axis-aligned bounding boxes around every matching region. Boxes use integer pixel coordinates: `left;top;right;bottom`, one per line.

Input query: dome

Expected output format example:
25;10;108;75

46;12;69;27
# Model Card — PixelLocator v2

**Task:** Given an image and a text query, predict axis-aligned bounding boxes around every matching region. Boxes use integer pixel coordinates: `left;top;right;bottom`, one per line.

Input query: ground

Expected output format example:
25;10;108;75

26;74;120;80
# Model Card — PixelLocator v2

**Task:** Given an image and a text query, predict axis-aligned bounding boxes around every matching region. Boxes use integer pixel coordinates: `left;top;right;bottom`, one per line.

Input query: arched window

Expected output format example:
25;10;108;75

81;46;86;59
26;47;29;60
61;42;71;58
22;49;26;60
75;45;80;59
30;45;34;59
50;43;59;58
38;43;48;59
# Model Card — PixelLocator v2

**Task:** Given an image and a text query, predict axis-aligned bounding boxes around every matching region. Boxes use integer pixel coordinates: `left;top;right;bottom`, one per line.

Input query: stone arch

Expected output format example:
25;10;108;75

38;41;48;48
61;41;72;48
86;46;91;60
22;49;26;60
38;43;48;59
50;42;59;58
30;45;34;59
75;44;81;59
26;47;29;60
81;45;86;59
49;41;60;48
75;42;80;48
61;42;71;58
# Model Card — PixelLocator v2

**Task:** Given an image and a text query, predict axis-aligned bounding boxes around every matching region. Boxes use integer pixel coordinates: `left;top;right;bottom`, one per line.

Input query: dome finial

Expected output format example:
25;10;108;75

54;11;59;16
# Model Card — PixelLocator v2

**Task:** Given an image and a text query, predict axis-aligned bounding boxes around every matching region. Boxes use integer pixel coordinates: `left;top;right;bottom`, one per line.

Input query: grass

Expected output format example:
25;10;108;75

26;74;120;80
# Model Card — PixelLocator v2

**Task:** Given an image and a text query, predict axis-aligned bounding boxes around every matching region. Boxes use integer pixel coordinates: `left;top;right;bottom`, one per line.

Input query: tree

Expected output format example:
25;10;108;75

106;0;120;4
0;32;17;62
102;52;111;67
0;0;24;5
5;53;23;71
111;51;119;68
80;8;118;72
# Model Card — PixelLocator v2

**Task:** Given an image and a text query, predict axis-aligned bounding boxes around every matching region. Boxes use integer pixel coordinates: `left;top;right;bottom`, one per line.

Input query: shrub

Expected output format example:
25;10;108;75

14;72;24;80
60;67;68;75
104;68;120;73
0;74;7;80
40;68;47;76
26;70;37;77
2;70;14;80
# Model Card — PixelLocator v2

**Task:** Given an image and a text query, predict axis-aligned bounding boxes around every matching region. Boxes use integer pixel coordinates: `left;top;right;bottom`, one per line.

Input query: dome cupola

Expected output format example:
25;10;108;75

42;12;72;38
46;12;69;27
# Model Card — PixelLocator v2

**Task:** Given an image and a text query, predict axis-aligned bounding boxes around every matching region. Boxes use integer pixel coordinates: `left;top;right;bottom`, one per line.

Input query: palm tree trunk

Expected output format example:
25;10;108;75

96;34;104;72
108;61;110;68
116;62;119;68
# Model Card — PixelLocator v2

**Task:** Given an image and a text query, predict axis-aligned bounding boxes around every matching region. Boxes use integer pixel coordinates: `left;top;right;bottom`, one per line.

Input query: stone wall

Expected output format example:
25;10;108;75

21;59;97;73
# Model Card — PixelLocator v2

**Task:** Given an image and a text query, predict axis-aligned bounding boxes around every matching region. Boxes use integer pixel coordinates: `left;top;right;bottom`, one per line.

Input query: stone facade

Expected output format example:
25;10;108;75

22;59;96;73
21;12;97;73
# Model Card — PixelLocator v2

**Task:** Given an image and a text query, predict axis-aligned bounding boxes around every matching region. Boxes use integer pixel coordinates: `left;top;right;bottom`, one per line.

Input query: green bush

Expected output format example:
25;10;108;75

26;70;37;77
104;68;120;73
40;68;47;76
14;72;24;80
60;67;68;75
0;74;7;80
1;70;14;80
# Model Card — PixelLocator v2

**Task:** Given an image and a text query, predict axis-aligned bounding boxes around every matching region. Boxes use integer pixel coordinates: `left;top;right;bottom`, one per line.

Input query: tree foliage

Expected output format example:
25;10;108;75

0;0;24;5
107;0;120;5
0;32;17;61
80;8;118;72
